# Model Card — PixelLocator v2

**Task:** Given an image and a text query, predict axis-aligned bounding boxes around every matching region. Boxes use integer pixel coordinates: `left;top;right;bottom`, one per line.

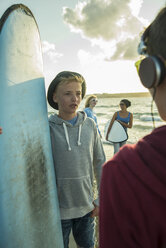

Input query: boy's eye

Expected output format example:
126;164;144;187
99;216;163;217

65;92;81;96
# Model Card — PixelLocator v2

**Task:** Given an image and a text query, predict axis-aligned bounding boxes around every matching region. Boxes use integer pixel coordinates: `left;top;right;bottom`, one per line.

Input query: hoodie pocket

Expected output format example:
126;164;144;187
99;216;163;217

57;175;93;209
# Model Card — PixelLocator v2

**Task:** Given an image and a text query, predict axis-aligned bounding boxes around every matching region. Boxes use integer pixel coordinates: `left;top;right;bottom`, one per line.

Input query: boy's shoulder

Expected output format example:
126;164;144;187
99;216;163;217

48;113;58;122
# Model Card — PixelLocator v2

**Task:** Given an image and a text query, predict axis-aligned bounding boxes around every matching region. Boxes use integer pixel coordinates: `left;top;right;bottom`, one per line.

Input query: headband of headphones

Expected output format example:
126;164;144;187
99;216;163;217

137;32;166;89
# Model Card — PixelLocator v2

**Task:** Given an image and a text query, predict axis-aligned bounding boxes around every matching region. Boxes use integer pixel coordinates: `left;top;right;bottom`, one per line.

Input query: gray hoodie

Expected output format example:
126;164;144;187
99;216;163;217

49;111;106;220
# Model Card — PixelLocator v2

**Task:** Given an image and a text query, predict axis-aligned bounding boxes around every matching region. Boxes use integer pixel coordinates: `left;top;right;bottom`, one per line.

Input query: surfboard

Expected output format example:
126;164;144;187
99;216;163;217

0;4;64;248
104;120;128;143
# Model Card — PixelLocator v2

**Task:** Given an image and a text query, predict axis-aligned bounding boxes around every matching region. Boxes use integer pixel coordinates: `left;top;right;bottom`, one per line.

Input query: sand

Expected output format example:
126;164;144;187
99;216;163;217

103;142;114;161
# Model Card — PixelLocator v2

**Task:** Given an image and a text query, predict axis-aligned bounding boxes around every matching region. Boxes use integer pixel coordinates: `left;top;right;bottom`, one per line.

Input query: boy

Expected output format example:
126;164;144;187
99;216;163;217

99;7;166;248
47;71;105;248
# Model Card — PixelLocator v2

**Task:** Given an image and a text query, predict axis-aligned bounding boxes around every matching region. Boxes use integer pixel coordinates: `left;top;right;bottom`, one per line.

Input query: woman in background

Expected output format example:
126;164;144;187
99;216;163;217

106;99;133;154
84;95;102;138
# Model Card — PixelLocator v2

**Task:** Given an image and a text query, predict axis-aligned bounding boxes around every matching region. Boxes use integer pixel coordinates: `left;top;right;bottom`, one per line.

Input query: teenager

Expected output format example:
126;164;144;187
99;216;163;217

47;71;105;248
100;7;166;248
106;99;133;154
84;95;102;137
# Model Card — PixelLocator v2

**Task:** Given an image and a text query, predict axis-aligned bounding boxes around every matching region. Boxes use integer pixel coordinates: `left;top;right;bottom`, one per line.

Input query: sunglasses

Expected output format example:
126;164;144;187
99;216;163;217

120;103;125;106
135;34;147;74
91;99;98;103
135;58;143;74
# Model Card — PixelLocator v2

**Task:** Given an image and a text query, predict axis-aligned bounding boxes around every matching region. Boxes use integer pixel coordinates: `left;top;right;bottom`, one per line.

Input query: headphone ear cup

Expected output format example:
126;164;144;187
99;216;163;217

139;56;165;89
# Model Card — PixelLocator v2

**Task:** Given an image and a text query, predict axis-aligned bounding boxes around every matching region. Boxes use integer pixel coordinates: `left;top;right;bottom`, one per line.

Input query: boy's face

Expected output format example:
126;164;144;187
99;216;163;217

53;81;82;118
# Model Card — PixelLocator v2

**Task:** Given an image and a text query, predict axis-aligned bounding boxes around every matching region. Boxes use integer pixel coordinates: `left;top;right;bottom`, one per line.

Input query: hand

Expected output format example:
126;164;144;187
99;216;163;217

118;120;123;125
91;203;99;218
0;127;2;134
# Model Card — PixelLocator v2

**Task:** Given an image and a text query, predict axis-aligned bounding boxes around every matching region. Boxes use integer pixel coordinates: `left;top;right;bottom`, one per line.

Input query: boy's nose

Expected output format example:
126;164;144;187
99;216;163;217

72;95;78;101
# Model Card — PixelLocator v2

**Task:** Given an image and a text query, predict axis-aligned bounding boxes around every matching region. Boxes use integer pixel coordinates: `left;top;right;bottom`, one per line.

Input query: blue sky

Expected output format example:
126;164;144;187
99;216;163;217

0;0;166;94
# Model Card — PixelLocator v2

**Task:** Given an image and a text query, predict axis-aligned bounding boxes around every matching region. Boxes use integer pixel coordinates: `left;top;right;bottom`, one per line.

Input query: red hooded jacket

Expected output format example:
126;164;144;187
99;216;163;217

100;126;166;248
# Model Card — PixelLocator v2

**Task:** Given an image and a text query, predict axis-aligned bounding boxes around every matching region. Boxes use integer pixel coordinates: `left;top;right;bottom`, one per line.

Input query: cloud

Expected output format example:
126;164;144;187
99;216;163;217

42;41;63;63
63;0;148;60
106;36;139;60
77;49;105;66
42;41;63;90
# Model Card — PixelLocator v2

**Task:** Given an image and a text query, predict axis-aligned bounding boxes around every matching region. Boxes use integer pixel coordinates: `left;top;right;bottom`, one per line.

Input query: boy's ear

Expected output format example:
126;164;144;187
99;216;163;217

53;92;58;103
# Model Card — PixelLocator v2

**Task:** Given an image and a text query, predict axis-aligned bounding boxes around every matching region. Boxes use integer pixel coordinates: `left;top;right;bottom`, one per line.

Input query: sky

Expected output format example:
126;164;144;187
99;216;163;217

0;0;166;94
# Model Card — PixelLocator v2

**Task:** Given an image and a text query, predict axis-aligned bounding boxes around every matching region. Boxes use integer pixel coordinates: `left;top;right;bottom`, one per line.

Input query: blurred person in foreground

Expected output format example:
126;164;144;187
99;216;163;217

99;7;166;248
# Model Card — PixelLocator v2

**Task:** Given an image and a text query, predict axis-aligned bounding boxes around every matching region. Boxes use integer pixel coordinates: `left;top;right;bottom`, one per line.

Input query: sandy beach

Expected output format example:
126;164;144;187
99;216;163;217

103;142;114;161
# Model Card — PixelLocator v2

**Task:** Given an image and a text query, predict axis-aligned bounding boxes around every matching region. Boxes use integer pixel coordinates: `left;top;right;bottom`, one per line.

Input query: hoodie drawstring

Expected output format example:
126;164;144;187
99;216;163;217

77;124;82;146
63;122;82;151
63;123;71;151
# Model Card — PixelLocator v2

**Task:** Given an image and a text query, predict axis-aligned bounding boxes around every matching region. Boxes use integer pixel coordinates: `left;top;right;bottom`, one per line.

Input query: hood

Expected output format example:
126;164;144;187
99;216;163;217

49;111;86;126
49;111;87;151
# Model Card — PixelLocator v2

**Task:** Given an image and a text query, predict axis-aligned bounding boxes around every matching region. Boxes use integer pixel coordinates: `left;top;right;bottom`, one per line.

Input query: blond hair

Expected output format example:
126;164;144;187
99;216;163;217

144;7;166;58
55;74;84;92
85;95;97;108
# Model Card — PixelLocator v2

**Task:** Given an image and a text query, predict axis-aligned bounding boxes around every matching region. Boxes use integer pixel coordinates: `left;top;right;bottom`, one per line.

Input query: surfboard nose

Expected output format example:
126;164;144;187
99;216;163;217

0;4;43;85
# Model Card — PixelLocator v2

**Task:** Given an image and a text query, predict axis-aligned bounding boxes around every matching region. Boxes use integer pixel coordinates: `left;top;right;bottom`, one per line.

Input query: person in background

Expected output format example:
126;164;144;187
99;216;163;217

0;127;2;134
106;99;133;154
84;95;102;138
47;71;105;248
100;7;166;248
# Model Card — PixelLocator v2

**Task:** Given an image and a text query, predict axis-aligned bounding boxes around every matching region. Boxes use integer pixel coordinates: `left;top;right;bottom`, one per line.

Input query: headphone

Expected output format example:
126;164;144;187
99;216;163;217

137;35;166;89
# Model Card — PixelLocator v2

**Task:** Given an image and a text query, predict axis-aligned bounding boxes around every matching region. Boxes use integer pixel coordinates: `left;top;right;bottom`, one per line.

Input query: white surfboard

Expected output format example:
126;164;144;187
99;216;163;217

0;4;63;248
104;120;128;143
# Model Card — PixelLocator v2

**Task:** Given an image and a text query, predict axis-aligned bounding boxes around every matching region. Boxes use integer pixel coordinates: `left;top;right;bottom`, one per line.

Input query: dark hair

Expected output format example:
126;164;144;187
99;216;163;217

120;99;131;108
143;7;166;58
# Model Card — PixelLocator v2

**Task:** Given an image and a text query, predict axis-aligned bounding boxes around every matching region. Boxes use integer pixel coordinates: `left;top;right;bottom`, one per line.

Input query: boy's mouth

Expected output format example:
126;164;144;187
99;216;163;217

70;104;78;109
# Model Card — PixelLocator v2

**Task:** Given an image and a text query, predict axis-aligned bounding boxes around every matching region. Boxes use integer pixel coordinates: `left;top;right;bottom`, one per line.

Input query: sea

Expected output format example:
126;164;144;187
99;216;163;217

47;95;165;147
